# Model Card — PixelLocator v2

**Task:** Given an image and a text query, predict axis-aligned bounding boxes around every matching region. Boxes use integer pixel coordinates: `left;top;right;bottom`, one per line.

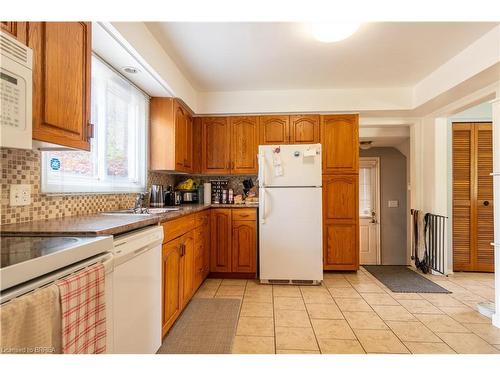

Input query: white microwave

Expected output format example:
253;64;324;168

0;31;33;149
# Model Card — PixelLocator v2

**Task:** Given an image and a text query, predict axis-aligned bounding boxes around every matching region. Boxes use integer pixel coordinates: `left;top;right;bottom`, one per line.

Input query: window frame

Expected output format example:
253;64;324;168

41;54;149;195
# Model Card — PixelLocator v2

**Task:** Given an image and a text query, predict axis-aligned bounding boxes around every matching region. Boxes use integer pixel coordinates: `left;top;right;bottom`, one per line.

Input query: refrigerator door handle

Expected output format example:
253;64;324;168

258;153;265;187
261;187;266;224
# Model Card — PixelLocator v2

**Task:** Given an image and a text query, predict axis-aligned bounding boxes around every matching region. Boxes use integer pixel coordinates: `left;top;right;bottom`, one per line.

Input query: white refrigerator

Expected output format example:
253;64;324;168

258;144;323;285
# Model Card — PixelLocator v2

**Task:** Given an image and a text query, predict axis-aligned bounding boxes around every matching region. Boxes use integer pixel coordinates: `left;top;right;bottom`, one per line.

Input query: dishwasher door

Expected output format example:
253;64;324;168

112;227;163;354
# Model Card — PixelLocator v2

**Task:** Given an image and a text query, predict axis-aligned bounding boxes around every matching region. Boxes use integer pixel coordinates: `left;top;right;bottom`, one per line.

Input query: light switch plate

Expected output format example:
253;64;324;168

388;200;399;208
10;184;31;206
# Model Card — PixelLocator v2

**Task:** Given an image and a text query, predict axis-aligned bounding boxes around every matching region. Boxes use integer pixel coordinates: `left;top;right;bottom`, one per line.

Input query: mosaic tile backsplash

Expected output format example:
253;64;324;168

0;148;256;225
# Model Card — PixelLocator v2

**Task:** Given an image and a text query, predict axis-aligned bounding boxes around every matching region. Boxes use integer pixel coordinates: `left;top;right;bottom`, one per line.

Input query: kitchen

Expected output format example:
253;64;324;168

0;20;357;355
1;2;500;370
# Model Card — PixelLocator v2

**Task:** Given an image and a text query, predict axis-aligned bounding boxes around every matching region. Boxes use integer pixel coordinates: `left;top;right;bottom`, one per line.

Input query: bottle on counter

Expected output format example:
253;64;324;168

222;189;228;204
228;189;234;204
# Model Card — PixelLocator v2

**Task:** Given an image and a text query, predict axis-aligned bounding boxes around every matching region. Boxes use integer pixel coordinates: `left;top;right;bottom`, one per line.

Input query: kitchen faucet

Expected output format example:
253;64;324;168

133;192;147;213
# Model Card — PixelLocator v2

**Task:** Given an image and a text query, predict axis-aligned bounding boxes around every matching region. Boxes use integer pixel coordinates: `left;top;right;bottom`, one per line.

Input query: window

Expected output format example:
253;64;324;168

42;56;148;194
359;166;373;217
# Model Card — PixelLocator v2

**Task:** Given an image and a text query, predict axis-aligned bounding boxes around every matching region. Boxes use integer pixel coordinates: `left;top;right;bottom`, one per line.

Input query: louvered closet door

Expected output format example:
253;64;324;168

452;122;494;272
475;123;494;272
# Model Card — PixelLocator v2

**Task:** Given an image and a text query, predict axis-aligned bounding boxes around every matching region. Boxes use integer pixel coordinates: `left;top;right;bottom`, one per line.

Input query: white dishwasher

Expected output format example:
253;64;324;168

112;225;163;354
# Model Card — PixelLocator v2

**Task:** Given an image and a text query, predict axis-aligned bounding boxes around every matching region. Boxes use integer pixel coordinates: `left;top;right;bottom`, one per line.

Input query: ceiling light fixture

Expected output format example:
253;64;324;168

359;141;373;150
309;22;360;43
122;66;140;74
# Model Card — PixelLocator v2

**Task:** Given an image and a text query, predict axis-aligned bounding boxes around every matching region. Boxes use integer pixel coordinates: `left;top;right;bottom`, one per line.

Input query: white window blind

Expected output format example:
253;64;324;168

41;56;148;194
359;166;373;217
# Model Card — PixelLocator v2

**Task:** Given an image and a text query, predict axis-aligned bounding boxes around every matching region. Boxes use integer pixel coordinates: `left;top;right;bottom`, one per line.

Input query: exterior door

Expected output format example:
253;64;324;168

452;122;494;272
359;158;380;265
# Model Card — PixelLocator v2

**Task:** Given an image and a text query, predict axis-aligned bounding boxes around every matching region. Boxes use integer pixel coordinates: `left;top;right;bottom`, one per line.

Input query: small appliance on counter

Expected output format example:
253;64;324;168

149;184;164;207
178;189;199;204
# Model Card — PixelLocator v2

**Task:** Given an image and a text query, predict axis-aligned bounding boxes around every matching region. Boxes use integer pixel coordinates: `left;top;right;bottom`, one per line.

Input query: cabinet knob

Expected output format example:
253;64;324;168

483;200;490;207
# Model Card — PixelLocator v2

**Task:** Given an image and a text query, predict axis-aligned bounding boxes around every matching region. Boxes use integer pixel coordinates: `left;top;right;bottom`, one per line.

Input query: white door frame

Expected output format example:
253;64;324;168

360;157;381;265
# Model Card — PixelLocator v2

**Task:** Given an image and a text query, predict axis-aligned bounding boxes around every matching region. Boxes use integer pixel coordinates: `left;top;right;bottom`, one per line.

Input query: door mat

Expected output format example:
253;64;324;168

157;298;241;354
363;265;451;294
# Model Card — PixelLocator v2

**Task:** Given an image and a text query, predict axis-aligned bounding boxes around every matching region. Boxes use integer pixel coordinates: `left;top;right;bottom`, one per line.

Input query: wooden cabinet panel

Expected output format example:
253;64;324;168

173;101;193;173
162;214;195;243
210;209;232;272
29;22;92;150
180;231;195;305
323;174;359;270
192;117;202;173
290;115;320;143
230;116;258;174
321;114;359;174
259;116;290;144
184;114;194;171
324;224;358;269
174;101;187;171
202;117;230;174
323;175;358;221
162;239;182;336
1;22;27;44
232;220;257;273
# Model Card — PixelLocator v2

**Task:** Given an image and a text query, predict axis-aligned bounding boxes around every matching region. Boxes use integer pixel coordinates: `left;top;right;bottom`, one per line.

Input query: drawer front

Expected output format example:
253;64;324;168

194;210;210;227
232;208;257;221
163;215;195;243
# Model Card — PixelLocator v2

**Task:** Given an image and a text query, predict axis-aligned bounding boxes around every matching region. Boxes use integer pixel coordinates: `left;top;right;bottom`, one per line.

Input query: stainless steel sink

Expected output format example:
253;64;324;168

100;207;180;216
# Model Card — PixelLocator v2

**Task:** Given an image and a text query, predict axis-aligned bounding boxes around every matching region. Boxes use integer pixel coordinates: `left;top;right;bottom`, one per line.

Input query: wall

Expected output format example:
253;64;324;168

360;147;407;265
0;148;175;225
0;147;257;225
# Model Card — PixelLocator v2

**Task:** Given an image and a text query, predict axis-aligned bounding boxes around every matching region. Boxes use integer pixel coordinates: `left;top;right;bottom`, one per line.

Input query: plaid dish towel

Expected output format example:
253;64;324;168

56;263;106;354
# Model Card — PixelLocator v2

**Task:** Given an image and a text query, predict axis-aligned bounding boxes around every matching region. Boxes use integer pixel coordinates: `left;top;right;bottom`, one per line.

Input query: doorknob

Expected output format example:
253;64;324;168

370;210;377;224
483;200;490;207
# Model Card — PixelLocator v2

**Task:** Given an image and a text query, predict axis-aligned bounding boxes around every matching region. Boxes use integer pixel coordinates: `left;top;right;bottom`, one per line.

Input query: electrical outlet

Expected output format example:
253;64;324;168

10;184;31;206
388;200;399;208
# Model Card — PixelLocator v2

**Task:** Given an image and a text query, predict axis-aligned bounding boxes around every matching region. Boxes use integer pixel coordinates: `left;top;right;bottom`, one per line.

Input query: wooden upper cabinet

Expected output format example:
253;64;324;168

230;116;258;174
1;22;27;44
321;114;359;174
150;98;194;172
202;117;230;174
29;22;92;150
290;115;320;144
259;115;290;144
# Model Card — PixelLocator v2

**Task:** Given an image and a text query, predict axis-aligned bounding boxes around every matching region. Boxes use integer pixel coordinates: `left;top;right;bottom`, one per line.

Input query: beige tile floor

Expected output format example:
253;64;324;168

192;267;500;354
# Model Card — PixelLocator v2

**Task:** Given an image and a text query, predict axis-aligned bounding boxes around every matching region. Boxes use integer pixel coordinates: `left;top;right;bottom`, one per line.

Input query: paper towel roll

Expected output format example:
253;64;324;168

203;183;212;205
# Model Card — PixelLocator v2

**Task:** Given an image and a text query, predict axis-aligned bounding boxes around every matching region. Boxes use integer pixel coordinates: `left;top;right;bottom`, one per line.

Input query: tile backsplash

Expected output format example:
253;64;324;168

0;147;256;225
0;148;174;225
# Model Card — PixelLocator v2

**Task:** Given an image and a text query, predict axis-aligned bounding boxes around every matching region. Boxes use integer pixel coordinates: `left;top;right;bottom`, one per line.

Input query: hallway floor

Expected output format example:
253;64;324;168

192;268;499;354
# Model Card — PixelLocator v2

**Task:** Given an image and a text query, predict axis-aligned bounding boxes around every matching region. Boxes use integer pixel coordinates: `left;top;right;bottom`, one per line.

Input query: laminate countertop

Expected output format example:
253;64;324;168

0;203;258;237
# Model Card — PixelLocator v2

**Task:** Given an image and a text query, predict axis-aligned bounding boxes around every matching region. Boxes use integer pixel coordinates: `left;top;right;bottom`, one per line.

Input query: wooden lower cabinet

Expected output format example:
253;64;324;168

211;208;257;275
210;209;232;273
162;238;183;336
232;219;257;273
161;212;208;336
180;231;195;305
322;175;359;270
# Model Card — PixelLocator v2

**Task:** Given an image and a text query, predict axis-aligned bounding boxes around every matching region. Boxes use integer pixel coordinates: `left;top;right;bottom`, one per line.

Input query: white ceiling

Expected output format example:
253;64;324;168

145;22;497;92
